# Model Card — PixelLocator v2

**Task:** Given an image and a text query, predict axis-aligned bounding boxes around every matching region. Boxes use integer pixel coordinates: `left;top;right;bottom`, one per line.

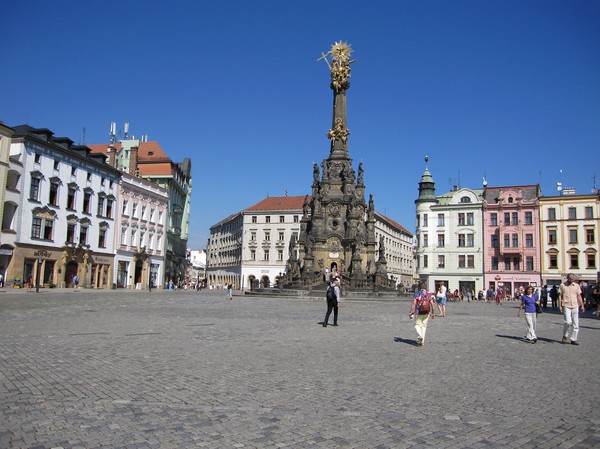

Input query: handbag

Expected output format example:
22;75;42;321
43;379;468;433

535;303;543;314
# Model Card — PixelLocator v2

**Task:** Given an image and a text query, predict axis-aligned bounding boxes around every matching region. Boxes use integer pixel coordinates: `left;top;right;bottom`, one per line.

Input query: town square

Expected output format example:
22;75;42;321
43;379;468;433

1;288;599;448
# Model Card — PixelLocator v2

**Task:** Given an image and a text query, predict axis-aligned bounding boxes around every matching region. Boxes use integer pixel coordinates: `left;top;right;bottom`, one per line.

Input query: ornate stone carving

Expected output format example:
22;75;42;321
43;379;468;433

327;117;350;145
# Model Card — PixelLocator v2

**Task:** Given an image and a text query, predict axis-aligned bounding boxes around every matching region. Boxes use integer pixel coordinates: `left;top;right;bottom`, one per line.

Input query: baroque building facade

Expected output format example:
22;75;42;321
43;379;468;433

3;125;121;288
415;166;484;294
539;193;599;286
374;211;414;288
90;137;192;286
482;185;542;296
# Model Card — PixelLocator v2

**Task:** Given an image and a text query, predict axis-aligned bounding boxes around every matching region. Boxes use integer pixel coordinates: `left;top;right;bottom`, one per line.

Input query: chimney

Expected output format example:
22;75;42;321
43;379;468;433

130;145;139;176
107;144;116;167
453;185;458;191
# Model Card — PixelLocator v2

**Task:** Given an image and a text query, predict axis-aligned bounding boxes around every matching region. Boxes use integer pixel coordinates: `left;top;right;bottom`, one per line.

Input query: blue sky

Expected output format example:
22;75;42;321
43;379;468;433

3;1;599;248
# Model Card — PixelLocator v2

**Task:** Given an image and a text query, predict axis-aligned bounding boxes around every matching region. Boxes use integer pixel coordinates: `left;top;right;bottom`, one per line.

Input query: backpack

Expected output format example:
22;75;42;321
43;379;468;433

326;285;336;305
417;291;430;313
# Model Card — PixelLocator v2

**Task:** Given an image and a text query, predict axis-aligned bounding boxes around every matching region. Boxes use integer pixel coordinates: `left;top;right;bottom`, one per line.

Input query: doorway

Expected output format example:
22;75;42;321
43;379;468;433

65;261;78;287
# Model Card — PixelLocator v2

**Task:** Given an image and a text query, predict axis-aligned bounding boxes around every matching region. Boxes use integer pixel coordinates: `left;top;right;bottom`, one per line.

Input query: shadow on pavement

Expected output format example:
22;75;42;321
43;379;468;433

496;334;559;344
394;337;419;346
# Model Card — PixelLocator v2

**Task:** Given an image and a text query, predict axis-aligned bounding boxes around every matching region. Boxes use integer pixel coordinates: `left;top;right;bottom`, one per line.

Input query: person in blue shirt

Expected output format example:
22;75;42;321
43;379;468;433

517;285;541;343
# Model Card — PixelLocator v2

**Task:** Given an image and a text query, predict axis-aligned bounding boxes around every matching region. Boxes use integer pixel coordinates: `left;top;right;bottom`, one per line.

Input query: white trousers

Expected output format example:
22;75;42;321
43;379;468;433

524;312;537;340
563;307;579;341
415;314;429;341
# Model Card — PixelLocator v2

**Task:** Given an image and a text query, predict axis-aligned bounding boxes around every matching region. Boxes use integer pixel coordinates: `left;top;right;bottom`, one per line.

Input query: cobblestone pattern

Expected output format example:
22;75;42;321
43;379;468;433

1;289;599;448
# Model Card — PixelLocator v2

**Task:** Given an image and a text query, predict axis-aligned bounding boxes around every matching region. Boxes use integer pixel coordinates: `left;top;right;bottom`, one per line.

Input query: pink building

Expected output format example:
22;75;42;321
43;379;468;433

483;185;542;297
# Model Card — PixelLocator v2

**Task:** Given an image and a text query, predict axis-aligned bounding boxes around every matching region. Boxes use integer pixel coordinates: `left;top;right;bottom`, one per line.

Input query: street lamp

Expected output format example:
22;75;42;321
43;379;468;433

35;254;42;293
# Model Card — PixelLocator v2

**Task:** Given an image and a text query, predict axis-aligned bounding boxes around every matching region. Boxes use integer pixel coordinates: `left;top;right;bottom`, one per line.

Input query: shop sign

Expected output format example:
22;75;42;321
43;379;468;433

0;249;13;255
94;257;112;264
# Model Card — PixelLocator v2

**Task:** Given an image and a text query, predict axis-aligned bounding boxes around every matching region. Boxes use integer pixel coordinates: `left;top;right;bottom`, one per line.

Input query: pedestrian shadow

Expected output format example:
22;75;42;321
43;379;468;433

496;334;558;344
394;337;419;346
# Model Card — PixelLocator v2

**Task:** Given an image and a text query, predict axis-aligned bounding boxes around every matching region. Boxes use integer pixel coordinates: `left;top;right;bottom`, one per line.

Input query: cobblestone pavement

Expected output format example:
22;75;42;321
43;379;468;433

1;288;599;448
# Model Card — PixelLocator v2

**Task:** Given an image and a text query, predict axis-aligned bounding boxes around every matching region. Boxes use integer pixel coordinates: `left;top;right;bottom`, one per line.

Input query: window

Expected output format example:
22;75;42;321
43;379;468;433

67;223;76;243
97;196;105;216
98;229;106;248
416;215;420;228
570;253;579;268
568;207;577;219
293;215;299;223
512;212;518;225
492;257;499;270
277;250;284;261
585;207;593;219
437;234;445;247
278;231;285;241
263;250;269;261
525;211;533;225
549;253;558;269
71;167;76;176
513;257;520;271
423;214;428;227
49;180;59;206
250;231;256;241
80;225;88;244
512;234;518;247
100;177;105;186
86;172;92;183
265;216;271;223
548;208;556;220
106;199;113;219
292;232;298;241
130;229;136;247
423;234;428;247
569;229;578;244
264;231;270;241
526;256;534;271
31;217;42;239
490;213;498;226
458;213;465;226
122;200;128;215
250;249;256;260
467;255;474;268
83;192;91;214
548;229;557;244
141;206;147;220
504;212;510;225
526;234;533;247
279;216;285;223
504;234;510;248
587;253;596;268
30;176;41;201
491;234;499;248
67;186;76;209
438;255;445;268
34;153;41;164
132;202;138;217
505;258;511;270
586;228;595;244
53;160;59;171
121;227;127;245
467;234;474;247
158;211;163;223
460;196;471;203
508;197;514;203
458;234;465;247
252;216;257;223
150;208;155;222
466;213;474;226
423;255;428;268
458;255;465;268
438;214;445;227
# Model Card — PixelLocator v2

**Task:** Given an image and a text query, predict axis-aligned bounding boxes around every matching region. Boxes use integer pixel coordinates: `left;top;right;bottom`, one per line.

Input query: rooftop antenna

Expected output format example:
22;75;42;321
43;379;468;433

592;174;598;194
80;127;87;145
109;122;116;143
556;182;563;195
284;188;288;197
458;169;461;189
124;122;130;139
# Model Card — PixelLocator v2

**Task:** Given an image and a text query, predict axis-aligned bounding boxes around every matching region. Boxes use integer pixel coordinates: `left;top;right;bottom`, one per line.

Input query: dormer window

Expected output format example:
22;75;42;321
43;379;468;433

460;196;471;203
508;197;514;203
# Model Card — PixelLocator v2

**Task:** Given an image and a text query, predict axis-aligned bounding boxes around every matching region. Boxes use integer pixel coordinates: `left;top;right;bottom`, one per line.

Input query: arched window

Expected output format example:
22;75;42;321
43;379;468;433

460;196;471;203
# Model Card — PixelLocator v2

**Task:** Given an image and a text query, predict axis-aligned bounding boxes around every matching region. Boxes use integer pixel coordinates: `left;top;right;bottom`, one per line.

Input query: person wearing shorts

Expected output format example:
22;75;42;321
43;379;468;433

436;281;447;317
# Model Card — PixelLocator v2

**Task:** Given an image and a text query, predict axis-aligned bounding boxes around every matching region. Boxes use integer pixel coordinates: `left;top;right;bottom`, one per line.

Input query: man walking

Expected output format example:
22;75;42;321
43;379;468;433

549;285;559;308
410;282;435;346
559;273;585;345
323;277;341;327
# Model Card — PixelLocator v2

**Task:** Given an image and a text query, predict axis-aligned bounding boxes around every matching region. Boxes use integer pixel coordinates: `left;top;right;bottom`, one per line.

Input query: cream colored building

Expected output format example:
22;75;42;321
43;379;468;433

539;193;599;286
374;211;414;288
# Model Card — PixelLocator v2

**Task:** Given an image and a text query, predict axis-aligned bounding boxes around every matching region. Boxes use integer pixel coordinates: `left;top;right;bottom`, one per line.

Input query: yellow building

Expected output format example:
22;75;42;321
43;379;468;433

539;193;599;287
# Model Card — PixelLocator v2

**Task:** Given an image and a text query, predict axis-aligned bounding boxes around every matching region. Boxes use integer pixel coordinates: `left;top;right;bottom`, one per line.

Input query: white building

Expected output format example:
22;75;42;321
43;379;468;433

374;211;415;288
114;171;168;289
415;167;485;294
3;125;121;288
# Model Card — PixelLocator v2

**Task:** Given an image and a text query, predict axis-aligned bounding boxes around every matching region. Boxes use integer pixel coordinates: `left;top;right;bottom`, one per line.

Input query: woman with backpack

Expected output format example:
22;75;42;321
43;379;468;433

410;281;436;346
